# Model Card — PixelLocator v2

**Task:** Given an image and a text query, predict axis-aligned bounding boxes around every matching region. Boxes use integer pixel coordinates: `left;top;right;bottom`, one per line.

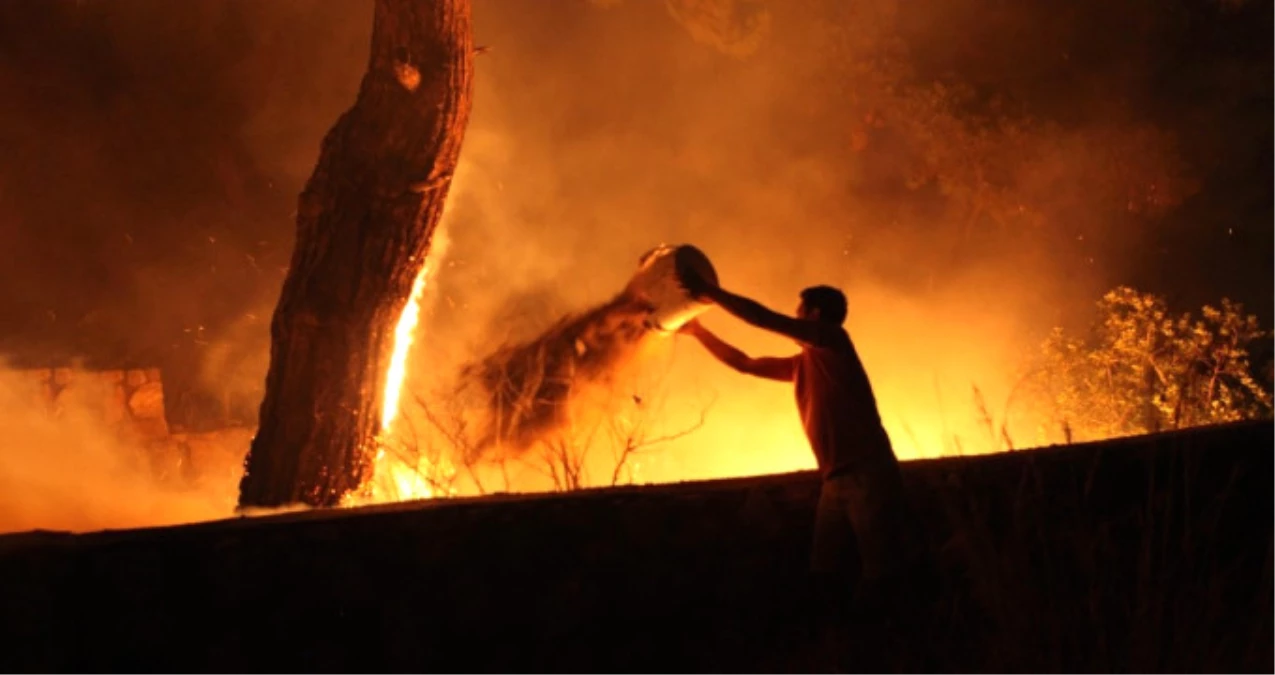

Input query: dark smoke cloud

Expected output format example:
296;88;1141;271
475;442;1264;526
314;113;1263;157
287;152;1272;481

0;0;373;428
0;0;1269;471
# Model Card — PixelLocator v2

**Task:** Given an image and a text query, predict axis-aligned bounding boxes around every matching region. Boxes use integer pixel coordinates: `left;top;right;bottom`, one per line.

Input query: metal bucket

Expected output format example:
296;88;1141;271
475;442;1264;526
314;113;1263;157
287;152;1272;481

625;244;718;333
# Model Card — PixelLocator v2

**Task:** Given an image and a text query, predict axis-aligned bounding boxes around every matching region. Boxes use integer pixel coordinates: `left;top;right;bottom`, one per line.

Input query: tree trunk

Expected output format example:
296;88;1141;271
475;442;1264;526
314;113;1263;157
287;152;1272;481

238;0;474;508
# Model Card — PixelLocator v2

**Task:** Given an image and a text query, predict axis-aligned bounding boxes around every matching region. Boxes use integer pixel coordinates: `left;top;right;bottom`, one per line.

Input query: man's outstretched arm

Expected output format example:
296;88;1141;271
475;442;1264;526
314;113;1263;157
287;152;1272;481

698;284;840;348
682;320;795;382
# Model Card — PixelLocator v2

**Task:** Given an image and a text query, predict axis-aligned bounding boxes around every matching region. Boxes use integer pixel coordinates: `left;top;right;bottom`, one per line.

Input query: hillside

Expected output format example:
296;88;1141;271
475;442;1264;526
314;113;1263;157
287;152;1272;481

0;421;1270;672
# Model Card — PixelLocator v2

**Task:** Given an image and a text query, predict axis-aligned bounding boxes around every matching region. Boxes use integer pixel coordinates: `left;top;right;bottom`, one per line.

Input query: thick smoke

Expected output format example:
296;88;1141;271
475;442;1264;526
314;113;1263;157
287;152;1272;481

391;0;1271;490
0;0;373;428
0;0;1269;513
0;365;237;534
400;3;1026;467
0;0;371;531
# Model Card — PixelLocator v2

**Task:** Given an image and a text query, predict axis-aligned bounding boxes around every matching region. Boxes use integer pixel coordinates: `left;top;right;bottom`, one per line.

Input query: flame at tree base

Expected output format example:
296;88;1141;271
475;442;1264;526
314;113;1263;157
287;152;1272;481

363;434;458;503
382;269;429;431
352;232;456;505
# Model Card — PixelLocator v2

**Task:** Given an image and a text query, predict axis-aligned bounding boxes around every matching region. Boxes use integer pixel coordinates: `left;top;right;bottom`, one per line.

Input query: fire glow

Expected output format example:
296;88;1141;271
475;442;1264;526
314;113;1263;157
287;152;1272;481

361;243;1028;504
382;267;429;430
365;261;441;503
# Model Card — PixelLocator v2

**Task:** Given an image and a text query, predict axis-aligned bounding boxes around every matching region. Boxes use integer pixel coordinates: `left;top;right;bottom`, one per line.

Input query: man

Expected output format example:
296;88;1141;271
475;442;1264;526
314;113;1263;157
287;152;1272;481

678;276;930;615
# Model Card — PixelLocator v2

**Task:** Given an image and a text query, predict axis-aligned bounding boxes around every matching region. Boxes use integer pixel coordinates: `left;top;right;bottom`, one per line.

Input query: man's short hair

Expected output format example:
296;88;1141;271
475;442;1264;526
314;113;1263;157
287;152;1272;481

800;285;848;325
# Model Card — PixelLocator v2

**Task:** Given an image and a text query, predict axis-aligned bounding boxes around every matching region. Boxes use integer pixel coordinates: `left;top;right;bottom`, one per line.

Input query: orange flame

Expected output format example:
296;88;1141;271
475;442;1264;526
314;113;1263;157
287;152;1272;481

364;264;439;503
362;227;457;505
381;267;429;430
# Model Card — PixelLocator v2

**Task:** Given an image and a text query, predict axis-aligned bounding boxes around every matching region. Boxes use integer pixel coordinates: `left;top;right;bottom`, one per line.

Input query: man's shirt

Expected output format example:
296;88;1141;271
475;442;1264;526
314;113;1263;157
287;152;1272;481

789;327;895;479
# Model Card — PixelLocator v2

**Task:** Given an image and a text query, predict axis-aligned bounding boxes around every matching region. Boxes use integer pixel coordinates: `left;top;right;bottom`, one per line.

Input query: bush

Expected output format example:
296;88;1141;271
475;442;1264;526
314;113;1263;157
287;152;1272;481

1024;286;1271;442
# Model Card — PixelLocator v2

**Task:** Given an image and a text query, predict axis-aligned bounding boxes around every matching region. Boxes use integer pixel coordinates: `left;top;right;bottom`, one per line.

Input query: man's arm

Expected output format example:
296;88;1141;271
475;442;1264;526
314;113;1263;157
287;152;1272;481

699;284;841;349
682;321;795;382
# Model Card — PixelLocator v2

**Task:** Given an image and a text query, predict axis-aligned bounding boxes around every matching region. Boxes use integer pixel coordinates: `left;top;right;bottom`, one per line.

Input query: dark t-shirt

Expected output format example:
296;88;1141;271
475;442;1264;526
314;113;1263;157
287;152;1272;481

792;328;895;478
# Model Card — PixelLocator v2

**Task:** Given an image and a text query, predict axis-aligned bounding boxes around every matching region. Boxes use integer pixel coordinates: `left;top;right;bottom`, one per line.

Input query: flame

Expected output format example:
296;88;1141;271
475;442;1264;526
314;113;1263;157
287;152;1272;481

363;265;436;503
363;227;455;505
382;267;429;430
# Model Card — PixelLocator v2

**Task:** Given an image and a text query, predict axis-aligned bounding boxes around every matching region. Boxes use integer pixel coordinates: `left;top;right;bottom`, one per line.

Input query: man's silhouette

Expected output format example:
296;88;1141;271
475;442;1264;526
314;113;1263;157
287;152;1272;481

678;275;930;617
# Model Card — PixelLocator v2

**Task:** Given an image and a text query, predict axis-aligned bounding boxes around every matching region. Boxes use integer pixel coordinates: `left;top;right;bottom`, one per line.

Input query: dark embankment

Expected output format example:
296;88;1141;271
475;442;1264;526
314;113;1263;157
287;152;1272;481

0;421;1270;672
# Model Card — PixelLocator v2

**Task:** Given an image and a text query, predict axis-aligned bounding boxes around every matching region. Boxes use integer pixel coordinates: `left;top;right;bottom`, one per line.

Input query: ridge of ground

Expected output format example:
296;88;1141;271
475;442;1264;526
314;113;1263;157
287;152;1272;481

0;421;1269;672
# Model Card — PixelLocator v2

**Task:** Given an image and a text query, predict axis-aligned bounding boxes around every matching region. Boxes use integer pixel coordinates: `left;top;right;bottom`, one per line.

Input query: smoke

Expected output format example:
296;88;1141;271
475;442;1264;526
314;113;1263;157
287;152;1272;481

0;0;373;428
0;364;236;534
0;0;1268;506
377;0;1269;491
389;0;1105;486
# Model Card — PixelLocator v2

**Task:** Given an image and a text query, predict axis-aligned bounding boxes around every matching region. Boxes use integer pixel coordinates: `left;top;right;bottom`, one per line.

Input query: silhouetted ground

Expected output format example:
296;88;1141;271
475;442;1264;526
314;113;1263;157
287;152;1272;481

0;421;1269;673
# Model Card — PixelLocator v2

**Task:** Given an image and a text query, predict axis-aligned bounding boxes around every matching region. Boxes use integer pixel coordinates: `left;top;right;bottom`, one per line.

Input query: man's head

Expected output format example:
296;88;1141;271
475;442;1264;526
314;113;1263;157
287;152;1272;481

797;285;848;325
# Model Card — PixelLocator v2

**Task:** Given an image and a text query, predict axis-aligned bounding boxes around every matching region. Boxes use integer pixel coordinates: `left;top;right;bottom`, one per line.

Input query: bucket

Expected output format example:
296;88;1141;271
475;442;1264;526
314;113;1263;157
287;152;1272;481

625;244;718;333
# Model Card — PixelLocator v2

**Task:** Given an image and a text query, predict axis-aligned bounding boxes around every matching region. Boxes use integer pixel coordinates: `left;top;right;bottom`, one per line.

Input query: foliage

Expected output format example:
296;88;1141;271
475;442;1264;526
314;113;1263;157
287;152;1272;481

1024;286;1272;441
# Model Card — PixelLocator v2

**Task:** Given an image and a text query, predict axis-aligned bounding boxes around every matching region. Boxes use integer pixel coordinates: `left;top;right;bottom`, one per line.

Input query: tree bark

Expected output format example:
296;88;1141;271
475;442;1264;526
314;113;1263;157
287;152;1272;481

238;0;474;508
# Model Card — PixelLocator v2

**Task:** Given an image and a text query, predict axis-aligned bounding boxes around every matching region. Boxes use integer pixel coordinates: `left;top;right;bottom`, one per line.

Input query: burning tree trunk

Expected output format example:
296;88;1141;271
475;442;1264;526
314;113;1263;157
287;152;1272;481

238;0;474;508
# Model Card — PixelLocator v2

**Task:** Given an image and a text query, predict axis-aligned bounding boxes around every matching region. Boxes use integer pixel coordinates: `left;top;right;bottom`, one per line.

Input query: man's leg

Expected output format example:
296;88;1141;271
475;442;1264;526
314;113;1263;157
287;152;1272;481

810;481;856;609
842;464;927;615
809;481;857;669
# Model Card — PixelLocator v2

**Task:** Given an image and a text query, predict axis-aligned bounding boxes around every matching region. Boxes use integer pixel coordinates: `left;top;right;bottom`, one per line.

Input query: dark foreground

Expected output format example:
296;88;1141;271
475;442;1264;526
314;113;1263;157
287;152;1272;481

0;422;1270;673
